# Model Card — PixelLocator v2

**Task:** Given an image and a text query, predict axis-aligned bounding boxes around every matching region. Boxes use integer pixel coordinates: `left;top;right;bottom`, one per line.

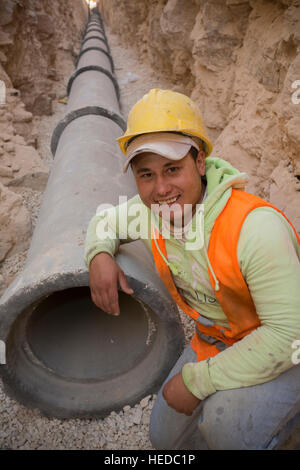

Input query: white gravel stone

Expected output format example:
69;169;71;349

140;395;151;408
131;407;143;425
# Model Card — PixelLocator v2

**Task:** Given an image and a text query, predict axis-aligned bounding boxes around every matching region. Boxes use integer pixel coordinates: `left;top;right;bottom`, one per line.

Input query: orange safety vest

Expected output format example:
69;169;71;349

151;189;300;361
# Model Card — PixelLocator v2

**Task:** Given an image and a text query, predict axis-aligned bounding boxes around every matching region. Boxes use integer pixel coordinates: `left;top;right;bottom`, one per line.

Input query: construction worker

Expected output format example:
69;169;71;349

84;88;300;450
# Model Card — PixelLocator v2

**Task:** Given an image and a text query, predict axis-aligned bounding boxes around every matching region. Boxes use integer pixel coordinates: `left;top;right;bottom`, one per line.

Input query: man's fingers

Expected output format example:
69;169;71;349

89;267;133;316
91;286;119;315
107;287;120;315
99;288;119;315
118;270;134;295
92;289;109;312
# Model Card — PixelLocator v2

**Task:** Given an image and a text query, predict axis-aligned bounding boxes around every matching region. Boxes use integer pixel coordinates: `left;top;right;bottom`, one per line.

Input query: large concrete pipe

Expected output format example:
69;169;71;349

0;10;184;419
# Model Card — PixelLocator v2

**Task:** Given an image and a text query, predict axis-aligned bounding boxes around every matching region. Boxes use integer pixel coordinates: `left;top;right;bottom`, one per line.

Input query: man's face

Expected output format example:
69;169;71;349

131;150;206;227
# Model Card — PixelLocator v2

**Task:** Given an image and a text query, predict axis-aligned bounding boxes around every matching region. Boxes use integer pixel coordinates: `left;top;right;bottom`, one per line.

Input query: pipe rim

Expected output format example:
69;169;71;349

75;46;114;72
50;105;126;156
81;35;107;49
85;27;105;36
66;66;119;99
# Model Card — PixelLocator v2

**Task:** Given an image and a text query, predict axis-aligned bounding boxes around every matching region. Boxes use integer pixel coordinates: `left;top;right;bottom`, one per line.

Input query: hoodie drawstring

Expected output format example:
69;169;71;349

151;228;220;292
203;243;220;291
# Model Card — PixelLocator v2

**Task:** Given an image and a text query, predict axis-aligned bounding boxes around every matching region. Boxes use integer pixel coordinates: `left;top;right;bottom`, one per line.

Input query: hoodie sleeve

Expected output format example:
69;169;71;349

181;207;300;400
84;194;150;268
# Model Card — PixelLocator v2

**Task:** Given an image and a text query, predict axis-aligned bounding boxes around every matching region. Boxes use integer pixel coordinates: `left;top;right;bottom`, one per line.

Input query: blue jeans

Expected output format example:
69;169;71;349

149;345;300;450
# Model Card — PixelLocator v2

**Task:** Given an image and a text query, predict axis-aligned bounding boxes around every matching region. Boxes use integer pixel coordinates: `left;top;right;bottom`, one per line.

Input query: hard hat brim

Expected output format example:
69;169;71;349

122;133;200;173
118;129;213;160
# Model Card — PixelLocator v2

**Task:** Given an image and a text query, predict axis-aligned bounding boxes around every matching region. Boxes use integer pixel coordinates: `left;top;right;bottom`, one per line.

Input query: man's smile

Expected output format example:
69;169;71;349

156;195;181;206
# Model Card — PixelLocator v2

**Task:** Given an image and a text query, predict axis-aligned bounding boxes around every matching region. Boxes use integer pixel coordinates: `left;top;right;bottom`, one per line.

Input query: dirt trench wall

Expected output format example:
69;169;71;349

0;0;88;290
100;0;300;231
0;0;88;114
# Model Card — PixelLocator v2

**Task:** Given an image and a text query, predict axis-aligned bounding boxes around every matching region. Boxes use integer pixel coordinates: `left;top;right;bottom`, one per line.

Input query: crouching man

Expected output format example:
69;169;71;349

84;89;300;450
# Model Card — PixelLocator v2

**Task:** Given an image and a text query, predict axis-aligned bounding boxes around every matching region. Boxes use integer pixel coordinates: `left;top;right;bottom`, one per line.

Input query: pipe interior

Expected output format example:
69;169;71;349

22;287;156;381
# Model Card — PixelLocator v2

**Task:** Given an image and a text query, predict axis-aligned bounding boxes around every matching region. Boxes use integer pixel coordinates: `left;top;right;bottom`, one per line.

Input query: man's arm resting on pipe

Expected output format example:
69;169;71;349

84;195;147;314
84;194;149;267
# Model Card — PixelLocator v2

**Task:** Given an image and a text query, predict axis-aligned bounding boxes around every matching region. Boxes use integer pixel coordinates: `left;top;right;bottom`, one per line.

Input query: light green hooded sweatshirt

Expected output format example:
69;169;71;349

84;157;300;400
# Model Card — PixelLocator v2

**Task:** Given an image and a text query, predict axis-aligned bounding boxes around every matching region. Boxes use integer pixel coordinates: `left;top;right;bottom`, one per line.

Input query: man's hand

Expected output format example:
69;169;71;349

89;252;134;315
162;372;201;416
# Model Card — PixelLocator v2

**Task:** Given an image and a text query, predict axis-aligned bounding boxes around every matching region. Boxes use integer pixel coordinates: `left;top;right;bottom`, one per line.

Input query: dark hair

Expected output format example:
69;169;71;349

189;145;207;186
189;146;199;161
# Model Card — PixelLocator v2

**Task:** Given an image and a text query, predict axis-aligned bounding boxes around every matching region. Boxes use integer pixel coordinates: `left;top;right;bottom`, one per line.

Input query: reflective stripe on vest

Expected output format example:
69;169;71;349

151;189;300;361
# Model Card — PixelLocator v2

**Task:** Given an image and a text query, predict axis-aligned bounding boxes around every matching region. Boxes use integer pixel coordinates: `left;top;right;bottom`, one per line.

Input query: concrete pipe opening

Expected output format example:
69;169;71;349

19;287;156;380
3;283;183;419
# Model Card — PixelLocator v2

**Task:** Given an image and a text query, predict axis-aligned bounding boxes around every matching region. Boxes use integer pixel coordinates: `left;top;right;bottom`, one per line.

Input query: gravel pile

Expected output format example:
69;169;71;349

0;382;157;450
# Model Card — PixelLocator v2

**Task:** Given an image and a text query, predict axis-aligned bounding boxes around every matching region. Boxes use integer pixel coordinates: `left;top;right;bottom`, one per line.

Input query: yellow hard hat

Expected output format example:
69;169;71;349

117;88;213;157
